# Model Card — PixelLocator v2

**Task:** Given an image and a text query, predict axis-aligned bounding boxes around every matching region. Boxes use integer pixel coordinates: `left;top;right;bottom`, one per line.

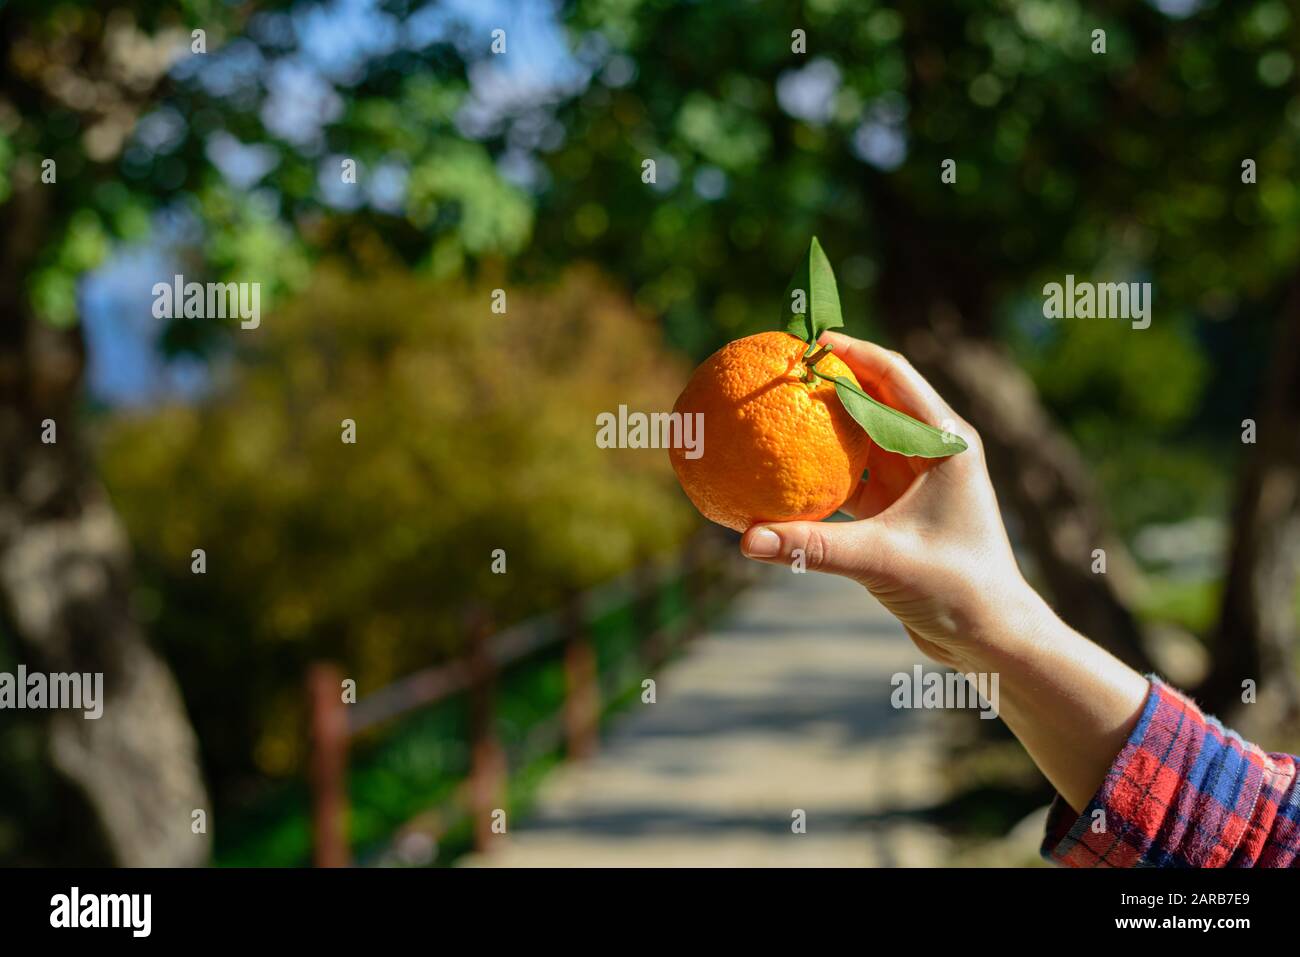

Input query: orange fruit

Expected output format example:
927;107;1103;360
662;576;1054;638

668;331;872;532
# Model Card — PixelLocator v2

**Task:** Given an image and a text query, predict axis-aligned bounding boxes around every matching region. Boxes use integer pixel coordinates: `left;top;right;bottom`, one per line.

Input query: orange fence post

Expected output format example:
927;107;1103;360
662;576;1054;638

466;608;505;853
307;662;351;867
563;593;599;761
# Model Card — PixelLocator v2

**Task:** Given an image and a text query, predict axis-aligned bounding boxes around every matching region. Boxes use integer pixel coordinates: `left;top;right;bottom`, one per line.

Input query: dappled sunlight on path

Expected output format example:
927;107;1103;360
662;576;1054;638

464;564;954;866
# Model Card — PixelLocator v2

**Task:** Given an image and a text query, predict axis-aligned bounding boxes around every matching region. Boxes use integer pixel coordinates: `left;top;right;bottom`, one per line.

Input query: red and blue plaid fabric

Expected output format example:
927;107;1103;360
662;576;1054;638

1042;677;1300;867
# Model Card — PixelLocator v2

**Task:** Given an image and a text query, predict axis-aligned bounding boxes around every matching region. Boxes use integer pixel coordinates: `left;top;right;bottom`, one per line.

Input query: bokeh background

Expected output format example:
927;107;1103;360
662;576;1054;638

2;0;1298;866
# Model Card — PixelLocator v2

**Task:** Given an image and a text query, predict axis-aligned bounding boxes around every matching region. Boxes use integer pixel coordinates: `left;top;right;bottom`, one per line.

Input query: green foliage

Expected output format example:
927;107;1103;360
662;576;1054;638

1138;577;1223;637
2;1;534;340
1016;311;1211;433
97;267;695;790
781;236;843;343
406;142;533;254
1089;438;1229;543
676;91;772;171
826;375;967;457
1010;313;1222;540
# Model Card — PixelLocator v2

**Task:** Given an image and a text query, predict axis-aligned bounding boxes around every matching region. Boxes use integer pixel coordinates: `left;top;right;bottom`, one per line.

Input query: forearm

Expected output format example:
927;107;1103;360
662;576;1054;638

955;584;1150;813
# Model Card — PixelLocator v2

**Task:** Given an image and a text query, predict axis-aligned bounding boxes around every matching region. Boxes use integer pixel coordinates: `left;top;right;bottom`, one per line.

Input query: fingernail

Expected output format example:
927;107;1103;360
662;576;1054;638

743;528;781;558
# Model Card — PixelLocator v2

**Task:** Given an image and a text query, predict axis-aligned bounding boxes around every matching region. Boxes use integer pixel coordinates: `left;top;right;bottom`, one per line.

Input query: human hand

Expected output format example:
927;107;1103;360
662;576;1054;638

739;331;1038;669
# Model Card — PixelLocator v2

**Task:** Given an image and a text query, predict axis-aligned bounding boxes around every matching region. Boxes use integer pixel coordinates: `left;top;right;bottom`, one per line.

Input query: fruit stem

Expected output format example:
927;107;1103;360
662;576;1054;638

801;344;833;381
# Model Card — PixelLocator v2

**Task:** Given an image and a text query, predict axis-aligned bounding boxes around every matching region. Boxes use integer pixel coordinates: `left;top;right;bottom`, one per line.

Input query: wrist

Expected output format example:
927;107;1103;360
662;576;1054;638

949;575;1063;675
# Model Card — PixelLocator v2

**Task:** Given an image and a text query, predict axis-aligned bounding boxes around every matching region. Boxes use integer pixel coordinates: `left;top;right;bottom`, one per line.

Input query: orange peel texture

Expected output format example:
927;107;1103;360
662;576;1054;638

668;331;873;532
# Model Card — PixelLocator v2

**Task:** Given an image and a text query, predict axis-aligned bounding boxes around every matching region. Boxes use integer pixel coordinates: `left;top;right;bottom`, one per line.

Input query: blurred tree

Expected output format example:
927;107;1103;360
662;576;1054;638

98;266;693;799
0;0;538;861
1119;1;1300;717
1201;277;1300;718
0;0;229;866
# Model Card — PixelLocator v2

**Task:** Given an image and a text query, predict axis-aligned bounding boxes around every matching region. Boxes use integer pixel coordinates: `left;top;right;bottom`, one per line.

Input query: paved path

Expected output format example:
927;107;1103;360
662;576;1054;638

464;563;954;867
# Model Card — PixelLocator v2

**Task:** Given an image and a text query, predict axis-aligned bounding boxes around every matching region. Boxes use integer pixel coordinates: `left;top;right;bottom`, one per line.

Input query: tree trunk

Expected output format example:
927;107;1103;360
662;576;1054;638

1197;284;1300;719
0;168;210;866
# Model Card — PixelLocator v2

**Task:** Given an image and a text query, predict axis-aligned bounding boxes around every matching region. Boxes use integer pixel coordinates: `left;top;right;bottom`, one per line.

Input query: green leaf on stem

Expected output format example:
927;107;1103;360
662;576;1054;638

821;374;969;457
781;236;843;345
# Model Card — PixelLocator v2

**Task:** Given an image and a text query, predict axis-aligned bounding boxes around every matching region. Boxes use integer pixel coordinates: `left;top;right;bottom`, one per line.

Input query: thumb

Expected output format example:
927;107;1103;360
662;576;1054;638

739;520;889;582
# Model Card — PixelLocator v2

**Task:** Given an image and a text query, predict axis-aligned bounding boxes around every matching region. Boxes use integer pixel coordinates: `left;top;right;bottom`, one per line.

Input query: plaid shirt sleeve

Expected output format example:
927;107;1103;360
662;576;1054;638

1041;676;1300;867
